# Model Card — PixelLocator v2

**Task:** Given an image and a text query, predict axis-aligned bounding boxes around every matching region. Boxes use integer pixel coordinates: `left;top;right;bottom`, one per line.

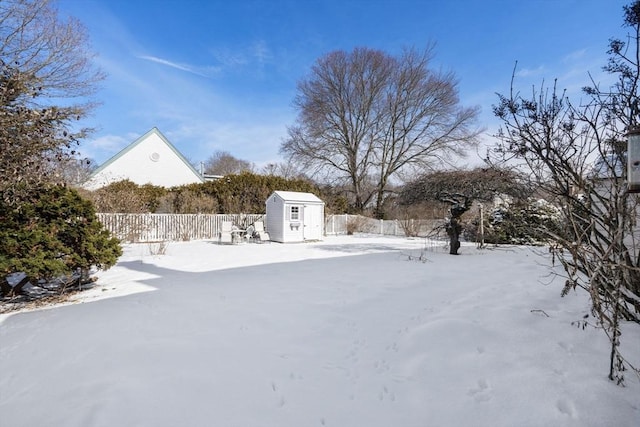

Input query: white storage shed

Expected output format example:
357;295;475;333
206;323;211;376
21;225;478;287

266;191;325;243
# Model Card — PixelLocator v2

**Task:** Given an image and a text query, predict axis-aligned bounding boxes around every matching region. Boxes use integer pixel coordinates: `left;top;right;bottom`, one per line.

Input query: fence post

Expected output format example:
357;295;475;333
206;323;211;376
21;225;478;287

478;203;485;248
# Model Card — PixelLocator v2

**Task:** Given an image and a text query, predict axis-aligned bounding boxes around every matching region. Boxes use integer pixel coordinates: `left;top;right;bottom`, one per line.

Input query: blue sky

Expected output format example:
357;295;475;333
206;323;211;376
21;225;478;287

57;0;629;169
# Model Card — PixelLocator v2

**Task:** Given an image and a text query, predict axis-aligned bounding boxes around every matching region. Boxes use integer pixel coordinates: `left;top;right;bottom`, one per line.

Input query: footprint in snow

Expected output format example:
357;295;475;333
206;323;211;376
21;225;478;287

385;342;399;352
556;398;577;418
467;379;492;402
378;384;396;402
270;381;286;408
557;341;575;355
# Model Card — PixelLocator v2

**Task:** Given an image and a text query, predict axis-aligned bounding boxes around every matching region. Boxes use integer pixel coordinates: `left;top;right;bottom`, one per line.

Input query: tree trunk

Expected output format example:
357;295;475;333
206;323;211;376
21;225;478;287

374;188;385;219
446;217;462;255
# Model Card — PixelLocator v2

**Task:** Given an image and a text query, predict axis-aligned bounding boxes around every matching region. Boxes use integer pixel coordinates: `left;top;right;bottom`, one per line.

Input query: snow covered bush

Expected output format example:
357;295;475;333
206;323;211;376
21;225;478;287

465;199;563;245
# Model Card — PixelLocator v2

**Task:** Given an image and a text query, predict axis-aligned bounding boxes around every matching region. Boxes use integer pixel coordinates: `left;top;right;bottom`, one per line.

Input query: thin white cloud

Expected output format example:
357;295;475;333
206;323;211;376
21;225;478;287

515;65;546;78
562;48;588;63
210;48;249;67
139;55;221;78
79;133;132;162
139;55;193;72
209;40;273;71
251;40;272;65
169;113;294;165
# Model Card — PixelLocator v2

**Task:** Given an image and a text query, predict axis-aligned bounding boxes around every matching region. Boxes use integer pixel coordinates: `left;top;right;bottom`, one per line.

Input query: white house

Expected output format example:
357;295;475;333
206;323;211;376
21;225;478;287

83;127;204;190
265;191;325;243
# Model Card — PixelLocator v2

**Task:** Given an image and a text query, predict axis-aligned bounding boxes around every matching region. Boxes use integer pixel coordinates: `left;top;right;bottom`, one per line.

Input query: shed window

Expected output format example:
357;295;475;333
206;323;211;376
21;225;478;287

290;206;300;220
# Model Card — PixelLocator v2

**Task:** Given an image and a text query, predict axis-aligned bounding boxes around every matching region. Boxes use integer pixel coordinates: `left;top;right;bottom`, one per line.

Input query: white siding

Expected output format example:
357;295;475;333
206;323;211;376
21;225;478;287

83;129;203;190
283;203;304;242
303;204;324;240
266;191;324;243
266;194;285;242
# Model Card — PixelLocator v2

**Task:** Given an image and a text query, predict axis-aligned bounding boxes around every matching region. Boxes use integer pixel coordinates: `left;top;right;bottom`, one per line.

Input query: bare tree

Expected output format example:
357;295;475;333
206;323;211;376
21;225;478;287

281;46;481;217
399;167;528;254
0;0;103;99
490;1;640;384
260;161;306;179
204;150;253;176
52;156;96;185
0;0;103;202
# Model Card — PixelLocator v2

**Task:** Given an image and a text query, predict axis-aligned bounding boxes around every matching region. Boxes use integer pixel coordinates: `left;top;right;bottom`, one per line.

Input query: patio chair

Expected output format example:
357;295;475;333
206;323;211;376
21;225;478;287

219;221;233;244
245;224;256;242
253;221;270;243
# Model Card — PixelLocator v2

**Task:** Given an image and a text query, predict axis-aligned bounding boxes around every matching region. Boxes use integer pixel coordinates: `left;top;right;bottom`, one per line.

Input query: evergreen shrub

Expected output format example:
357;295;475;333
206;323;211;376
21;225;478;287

0;185;122;297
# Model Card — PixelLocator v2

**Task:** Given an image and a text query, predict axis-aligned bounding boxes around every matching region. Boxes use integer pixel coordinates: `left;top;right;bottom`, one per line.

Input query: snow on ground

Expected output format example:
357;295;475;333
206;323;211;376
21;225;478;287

0;235;638;427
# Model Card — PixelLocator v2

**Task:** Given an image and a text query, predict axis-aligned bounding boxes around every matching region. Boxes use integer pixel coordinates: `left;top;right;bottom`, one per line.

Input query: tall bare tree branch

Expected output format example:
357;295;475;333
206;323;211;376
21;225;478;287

489;1;640;384
281;46;481;216
0;0;103;202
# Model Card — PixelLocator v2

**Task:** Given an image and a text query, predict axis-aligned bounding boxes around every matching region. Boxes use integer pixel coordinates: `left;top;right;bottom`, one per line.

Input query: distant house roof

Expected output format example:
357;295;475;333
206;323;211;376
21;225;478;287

83;127;205;190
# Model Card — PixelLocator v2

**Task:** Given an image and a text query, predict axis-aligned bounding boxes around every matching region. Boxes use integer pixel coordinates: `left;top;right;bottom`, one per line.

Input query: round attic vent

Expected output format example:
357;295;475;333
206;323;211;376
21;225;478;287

150;152;160;162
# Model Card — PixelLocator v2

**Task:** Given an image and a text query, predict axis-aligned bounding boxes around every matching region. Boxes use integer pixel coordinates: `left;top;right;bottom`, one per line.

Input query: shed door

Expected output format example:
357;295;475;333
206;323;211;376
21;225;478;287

303;205;321;240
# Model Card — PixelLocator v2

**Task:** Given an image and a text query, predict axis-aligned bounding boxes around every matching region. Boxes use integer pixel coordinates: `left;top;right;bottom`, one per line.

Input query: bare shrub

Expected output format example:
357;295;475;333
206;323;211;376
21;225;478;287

148;241;169;256
346;215;369;235
391;202;448;237
157;190;219;214
80;182;148;213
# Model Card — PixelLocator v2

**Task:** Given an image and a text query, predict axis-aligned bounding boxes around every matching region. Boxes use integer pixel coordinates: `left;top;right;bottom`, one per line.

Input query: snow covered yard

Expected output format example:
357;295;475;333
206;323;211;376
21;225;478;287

0;235;638;427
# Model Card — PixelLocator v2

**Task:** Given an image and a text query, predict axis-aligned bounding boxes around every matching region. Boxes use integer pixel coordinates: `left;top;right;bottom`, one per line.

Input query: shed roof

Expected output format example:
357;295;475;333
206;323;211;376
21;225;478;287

272;191;324;203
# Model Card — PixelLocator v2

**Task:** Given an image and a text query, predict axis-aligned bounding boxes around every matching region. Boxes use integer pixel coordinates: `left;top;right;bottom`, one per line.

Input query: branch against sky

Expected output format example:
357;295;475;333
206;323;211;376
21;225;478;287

203;150;253;176
0;0;103;201
281;46;481;216
0;0;104;102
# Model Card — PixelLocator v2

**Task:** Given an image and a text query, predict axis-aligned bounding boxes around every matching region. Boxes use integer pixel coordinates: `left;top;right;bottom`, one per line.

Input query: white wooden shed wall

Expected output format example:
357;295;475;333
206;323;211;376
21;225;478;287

83;127;204;190
265;191;325;243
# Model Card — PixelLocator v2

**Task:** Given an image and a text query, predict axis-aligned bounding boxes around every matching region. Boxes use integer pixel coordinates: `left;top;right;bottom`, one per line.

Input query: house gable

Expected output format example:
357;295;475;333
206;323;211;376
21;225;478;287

83;127;204;190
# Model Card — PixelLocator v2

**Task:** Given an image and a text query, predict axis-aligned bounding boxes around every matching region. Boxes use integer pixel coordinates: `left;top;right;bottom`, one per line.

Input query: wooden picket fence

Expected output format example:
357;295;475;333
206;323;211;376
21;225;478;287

96;213;444;243
96;213;265;243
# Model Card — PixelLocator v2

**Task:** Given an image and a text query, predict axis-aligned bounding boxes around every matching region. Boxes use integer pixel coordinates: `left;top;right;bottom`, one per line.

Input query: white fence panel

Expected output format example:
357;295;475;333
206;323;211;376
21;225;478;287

323;215;443;237
97;213;443;242
97;213;265;242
